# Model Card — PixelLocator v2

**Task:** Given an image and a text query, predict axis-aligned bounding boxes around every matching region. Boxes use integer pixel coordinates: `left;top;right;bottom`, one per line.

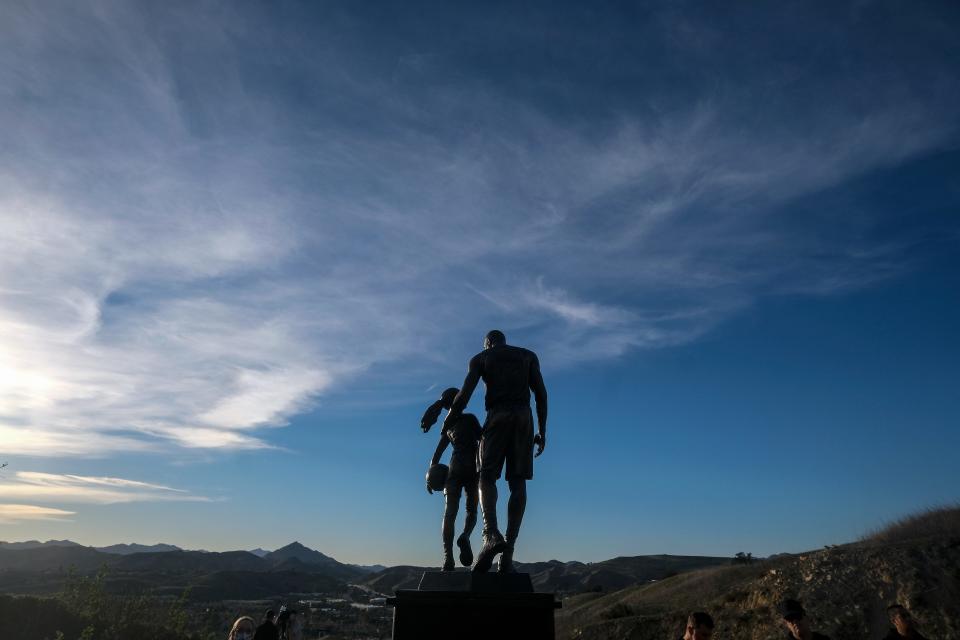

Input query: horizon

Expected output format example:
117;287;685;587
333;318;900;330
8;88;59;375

1;1;959;568
0;530;880;563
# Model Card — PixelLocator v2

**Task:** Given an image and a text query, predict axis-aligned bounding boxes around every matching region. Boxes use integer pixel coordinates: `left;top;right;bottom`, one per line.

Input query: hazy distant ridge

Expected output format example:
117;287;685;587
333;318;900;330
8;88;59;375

95;543;182;555
0;540;181;554
0;539;368;598
0;540;82;551
0;542;366;578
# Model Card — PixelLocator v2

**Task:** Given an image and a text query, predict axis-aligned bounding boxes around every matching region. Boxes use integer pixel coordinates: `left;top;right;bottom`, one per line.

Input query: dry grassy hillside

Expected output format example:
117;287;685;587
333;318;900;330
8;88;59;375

557;506;960;640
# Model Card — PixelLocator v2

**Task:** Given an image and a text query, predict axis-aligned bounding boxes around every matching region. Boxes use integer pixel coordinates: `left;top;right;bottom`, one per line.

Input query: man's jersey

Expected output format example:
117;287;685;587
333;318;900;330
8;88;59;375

470;344;541;411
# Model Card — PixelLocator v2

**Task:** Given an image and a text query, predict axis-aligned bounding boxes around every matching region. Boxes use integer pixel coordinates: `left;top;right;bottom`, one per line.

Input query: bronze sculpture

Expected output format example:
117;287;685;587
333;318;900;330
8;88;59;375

421;387;482;571
442;330;548;573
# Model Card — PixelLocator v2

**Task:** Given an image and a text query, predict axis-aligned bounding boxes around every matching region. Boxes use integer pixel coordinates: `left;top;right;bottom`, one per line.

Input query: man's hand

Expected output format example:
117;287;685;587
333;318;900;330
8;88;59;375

534;433;546;457
426;477;433;494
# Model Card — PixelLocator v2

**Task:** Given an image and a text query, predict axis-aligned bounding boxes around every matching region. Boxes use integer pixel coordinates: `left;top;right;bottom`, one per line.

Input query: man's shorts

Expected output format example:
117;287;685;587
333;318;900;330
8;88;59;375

479;407;534;481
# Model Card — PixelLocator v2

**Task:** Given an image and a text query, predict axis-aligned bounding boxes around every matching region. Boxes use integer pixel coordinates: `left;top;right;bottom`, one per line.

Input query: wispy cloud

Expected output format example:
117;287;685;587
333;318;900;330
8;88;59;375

0;2;956;456
0;472;210;505
0;504;76;525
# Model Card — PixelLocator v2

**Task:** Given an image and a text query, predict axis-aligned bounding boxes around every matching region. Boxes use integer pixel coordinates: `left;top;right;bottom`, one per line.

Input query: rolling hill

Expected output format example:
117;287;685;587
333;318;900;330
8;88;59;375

359;554;731;595
557;506;960;640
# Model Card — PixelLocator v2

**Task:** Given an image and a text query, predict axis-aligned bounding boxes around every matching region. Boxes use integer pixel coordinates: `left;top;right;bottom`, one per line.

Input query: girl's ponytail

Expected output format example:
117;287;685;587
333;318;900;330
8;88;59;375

420;387;460;432
420;399;445;432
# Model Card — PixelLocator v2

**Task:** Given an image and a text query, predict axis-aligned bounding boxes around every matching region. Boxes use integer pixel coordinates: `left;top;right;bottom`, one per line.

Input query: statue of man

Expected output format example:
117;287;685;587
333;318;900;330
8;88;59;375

443;329;548;573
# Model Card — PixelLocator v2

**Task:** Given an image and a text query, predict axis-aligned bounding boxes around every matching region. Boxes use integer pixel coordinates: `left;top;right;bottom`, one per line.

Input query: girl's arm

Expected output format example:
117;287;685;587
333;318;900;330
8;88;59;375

430;431;450;466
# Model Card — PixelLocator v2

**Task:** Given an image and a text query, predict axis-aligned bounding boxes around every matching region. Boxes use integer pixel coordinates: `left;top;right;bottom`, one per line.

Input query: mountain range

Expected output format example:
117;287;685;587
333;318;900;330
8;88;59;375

0;540;365;599
0;540;182;554
2;509;957;639
0;540;364;572
0;539;385;568
360;555;732;594
0;538;728;599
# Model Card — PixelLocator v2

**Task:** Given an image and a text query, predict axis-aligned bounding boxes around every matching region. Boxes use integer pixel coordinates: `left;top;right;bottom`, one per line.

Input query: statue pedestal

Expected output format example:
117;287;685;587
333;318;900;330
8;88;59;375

387;571;561;640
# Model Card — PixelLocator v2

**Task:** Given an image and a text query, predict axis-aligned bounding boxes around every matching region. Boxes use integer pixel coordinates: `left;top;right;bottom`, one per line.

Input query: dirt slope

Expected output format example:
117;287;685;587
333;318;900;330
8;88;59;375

559;524;960;639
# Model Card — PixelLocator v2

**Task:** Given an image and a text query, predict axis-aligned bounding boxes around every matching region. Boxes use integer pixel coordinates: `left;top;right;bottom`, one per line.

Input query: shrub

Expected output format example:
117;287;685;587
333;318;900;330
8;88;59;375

862;505;960;544
600;602;635;620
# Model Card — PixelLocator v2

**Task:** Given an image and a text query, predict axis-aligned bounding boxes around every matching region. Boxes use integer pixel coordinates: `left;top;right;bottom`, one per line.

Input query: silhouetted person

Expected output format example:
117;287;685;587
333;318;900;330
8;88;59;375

421;386;482;571
681;611;715;640
883;605;930;640
276;607;301;640
444;329;547;573
780;599;831;640
253;609;279;640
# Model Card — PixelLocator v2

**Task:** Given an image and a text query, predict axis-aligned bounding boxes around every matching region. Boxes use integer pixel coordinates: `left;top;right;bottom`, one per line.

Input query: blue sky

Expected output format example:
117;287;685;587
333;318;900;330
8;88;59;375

0;1;958;566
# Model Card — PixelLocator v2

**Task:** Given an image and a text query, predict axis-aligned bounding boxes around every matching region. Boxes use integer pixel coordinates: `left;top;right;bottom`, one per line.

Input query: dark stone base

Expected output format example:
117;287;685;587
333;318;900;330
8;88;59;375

388;572;560;640
417;570;535;593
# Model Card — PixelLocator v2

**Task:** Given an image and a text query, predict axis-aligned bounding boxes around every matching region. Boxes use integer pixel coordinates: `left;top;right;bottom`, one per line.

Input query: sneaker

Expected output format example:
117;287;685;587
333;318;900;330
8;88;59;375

471;531;507;573
457;533;474;567
497;545;516;574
